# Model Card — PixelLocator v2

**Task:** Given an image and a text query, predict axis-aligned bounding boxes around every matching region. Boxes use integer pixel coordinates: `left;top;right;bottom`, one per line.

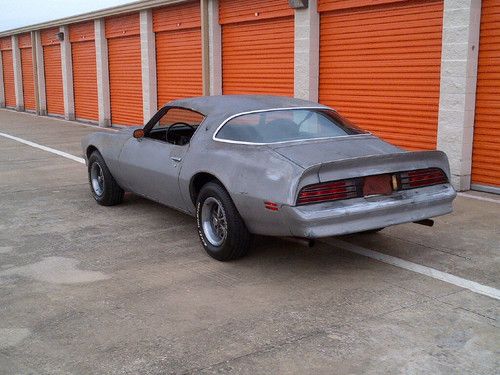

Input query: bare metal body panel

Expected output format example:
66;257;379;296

82;95;456;237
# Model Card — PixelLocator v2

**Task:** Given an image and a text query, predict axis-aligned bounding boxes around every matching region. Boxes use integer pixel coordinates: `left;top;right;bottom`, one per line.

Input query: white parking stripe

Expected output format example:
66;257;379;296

457;192;500;204
0;132;85;164
324;238;500;301
2;130;498;301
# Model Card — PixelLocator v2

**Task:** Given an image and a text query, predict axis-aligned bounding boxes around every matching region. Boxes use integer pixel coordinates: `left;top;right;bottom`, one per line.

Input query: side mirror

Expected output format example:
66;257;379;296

133;129;145;139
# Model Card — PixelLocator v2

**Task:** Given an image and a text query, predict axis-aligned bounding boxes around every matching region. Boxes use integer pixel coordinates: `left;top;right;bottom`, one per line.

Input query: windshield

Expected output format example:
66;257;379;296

215;109;367;144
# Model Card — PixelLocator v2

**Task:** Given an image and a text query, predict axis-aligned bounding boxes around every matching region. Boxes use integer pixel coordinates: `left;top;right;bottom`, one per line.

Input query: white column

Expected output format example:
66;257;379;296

294;0;319;102
94;19;111;127
437;0;481;191
0;51;4;108
207;0;221;96
60;26;75;120
140;9;157;122
31;31;40;114
11;35;24;111
34;31;47;115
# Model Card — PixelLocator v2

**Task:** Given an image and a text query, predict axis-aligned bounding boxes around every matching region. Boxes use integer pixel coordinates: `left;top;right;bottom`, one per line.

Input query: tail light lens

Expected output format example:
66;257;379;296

296;168;448;206
297;179;361;205
399;168;448;190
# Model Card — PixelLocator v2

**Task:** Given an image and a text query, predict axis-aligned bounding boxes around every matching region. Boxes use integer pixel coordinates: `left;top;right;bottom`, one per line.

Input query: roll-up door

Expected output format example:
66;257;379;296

153;1;202;108
70;21;98;122
1;37;15;108
219;0;294;96
318;0;444;150
18;33;35;111
106;13;142;126
41;28;64;116
471;0;500;190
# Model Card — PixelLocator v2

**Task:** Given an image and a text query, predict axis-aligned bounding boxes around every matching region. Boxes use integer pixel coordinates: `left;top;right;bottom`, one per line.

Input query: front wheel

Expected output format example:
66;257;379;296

196;182;252;261
88;151;124;206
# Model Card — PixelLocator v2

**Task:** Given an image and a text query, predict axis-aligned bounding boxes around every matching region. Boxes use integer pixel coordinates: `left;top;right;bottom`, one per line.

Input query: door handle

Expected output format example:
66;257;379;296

170;156;182;162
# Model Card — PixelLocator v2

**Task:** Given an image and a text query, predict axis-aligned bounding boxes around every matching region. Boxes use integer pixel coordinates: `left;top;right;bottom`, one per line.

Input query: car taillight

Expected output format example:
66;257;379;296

297;179;361;205
296;168;448;206
399;168;448;190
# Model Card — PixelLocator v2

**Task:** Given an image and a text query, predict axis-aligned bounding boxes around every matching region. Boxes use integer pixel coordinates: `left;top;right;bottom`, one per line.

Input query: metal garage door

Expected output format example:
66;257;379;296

106;13;143;126
1;37;15;108
70;21;98;122
41;28;64;116
153;1;202;108
18;33;35;111
219;0;294;96
319;0;444;150
471;0;500;191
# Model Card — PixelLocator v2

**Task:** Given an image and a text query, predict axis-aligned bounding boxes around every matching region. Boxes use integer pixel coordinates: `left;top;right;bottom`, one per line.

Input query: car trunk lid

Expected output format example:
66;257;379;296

269;135;402;169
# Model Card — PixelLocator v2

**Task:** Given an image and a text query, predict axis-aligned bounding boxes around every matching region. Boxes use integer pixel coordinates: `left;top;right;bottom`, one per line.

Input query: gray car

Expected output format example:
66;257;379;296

81;95;456;261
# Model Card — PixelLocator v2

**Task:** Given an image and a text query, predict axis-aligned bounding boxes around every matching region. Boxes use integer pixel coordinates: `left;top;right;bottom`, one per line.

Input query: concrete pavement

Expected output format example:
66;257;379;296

0;109;498;374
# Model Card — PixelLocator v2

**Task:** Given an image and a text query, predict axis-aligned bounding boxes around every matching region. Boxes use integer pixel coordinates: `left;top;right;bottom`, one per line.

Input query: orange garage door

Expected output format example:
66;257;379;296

153;1;202;108
18;33;35;111
41;28;64;116
106;13;143;126
319;0;444;150
219;0;294;96
1;37;15;108
70;21;98;122
471;0;500;190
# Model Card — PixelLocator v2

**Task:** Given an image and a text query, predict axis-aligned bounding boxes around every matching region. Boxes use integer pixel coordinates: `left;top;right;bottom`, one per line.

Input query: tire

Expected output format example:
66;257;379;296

87;151;124;206
196;182;252;261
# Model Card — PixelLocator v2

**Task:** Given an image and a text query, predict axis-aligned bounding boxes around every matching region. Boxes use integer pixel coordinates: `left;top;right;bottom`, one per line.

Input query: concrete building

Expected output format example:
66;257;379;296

0;0;498;193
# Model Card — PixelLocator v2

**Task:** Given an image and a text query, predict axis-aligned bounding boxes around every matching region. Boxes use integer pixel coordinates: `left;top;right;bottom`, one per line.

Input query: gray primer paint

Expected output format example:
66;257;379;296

82;95;456;237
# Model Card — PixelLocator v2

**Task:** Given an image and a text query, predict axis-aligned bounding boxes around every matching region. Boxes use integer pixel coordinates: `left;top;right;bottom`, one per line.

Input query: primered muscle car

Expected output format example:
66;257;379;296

82;95;456;261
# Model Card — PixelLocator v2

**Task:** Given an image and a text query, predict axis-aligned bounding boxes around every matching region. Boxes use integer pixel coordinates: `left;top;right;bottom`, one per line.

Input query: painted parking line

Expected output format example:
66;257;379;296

0;131;85;164
323;238;500;301
1;130;499;301
457;192;500;204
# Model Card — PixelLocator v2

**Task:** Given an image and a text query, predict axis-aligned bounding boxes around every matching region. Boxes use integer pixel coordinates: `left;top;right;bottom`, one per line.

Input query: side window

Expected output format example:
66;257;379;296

148;107;205;145
154;108;204;130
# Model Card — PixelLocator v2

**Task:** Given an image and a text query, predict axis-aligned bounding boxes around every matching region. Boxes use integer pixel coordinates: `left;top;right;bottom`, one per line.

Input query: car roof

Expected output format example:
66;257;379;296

164;95;330;117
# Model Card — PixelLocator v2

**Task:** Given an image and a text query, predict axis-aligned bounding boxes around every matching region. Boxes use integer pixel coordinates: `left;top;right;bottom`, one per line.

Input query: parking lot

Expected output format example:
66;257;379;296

0;109;498;374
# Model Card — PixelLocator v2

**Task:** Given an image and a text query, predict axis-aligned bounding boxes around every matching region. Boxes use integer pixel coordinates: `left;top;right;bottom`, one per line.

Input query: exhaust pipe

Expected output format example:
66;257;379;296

413;219;434;227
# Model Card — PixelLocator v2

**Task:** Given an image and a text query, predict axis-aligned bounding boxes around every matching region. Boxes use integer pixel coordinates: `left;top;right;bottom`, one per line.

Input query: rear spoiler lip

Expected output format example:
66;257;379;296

294;150;452;199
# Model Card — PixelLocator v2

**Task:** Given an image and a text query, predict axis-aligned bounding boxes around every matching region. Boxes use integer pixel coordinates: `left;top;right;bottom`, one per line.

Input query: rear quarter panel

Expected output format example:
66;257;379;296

179;135;305;235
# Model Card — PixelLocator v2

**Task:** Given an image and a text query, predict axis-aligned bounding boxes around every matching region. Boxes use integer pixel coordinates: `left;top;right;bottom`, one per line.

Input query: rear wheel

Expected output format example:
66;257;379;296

196;182;252;261
88;151;124;206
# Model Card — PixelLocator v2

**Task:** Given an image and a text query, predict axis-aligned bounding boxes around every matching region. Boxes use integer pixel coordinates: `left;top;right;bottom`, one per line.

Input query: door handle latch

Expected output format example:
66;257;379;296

170;156;182;162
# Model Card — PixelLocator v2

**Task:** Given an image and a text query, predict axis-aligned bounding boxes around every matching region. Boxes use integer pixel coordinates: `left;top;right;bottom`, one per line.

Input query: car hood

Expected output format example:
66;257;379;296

268;135;403;169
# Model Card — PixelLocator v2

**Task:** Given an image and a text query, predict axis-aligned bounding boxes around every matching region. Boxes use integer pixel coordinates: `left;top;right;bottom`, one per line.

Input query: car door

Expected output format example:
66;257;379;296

117;107;204;210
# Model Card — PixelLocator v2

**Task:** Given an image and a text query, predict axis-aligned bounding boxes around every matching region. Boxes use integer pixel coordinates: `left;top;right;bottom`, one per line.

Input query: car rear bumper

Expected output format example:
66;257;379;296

279;184;456;238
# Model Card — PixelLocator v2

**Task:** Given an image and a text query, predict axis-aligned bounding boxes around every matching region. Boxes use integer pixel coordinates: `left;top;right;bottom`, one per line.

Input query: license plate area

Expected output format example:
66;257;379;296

363;174;393;196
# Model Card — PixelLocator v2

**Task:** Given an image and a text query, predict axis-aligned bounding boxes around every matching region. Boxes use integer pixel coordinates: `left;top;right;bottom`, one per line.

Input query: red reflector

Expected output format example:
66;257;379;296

264;201;279;211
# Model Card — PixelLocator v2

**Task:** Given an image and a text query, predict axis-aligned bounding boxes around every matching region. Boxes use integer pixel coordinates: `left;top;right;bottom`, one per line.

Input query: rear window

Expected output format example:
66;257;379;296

215;109;367;144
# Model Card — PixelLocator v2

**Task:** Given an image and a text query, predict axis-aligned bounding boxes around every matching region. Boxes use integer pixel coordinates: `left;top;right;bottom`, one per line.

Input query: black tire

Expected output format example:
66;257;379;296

87;151;124;206
196;182;252;261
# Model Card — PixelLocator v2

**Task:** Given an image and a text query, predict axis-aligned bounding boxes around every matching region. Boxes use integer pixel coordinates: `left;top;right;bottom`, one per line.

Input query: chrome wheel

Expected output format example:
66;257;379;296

90;162;105;196
201;197;228;246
